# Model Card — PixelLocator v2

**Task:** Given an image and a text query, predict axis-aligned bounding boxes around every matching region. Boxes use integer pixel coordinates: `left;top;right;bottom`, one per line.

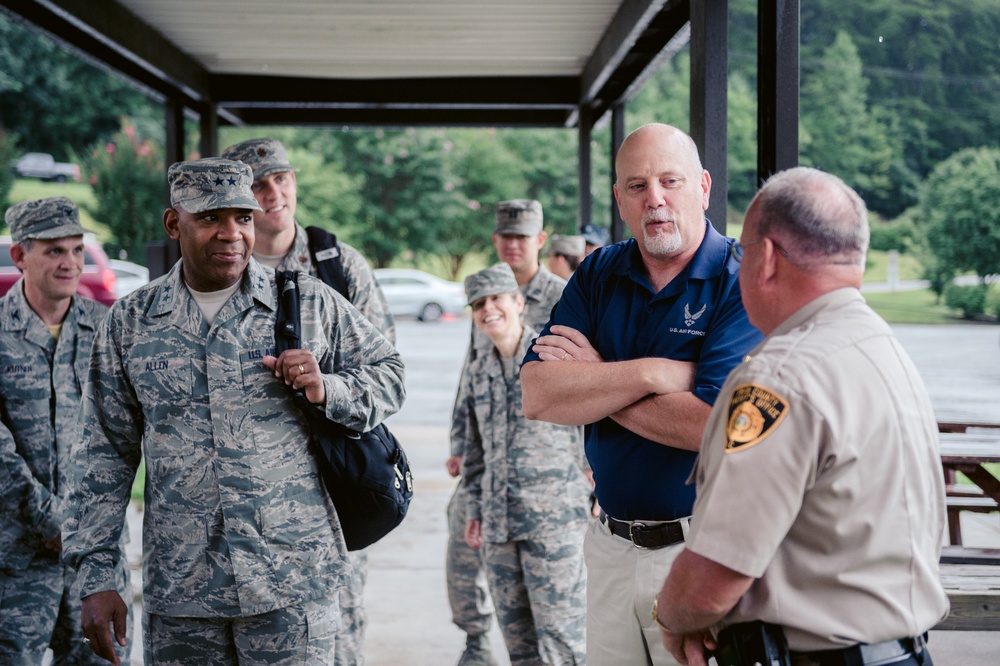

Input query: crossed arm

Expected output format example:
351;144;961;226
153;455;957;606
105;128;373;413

521;325;705;451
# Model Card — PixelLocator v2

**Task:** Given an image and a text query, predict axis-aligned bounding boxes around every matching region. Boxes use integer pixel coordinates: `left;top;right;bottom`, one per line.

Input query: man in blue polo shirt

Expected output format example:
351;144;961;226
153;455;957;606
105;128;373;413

522;123;762;666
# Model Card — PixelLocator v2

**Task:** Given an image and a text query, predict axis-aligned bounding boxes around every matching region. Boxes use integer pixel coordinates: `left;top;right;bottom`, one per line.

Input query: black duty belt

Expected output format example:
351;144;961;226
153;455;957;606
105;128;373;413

600;513;686;549
793;634;928;666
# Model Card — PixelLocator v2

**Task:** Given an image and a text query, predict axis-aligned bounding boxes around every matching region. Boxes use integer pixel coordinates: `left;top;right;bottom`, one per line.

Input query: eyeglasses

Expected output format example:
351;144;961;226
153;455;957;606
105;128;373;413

731;238;789;262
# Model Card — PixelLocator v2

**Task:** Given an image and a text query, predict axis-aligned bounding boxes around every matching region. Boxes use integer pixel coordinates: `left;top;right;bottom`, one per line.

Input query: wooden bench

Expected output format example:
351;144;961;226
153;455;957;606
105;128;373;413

936;560;1000;630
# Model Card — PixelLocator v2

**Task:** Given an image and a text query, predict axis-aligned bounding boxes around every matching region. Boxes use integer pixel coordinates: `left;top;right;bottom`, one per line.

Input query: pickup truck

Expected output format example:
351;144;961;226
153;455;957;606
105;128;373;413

14;152;81;182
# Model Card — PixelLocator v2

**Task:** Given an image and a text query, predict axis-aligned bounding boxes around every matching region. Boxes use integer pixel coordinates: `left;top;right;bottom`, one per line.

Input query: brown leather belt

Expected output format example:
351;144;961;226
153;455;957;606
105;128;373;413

600;513;686;549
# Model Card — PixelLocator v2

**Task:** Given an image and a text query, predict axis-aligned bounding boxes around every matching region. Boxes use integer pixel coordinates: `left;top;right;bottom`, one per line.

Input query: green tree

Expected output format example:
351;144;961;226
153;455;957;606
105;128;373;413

335;128;458;268
83;121;164;263
0;15;159;160
916;146;1000;290
497;128;579;235
800;31;900;215
436;129;528;278
283;148;363;238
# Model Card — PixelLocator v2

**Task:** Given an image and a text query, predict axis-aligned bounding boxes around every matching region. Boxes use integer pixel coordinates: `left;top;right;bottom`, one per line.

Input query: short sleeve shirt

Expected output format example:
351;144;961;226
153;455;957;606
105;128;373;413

523;223;762;520
686;289;949;650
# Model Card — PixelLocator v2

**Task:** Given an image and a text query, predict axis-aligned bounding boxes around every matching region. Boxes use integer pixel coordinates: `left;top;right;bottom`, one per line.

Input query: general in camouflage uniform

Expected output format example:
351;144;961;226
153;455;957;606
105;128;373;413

460;264;589;666
61;159;405;666
0;197;132;665
446;200;568;665
222;136;396;666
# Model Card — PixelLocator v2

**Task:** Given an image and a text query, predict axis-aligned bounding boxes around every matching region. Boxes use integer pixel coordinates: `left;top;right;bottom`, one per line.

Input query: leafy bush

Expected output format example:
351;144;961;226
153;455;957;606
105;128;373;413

916;147;1000;284
943;284;987;318
869;216;915;253
82;121;163;263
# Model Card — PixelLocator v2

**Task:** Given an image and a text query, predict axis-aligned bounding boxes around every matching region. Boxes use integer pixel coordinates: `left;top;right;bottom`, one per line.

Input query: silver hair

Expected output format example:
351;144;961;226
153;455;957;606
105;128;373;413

755;167;869;267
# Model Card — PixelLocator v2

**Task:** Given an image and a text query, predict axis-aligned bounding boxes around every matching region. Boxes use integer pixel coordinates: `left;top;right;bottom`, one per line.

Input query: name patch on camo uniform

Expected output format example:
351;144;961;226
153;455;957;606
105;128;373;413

724;383;789;453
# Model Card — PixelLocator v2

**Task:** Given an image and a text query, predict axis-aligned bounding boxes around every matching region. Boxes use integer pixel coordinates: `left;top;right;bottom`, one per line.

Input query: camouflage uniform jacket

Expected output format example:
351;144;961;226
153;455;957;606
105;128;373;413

449;266;566;457
0;281;108;570
461;327;589;543
278;223;396;345
62;259;405;618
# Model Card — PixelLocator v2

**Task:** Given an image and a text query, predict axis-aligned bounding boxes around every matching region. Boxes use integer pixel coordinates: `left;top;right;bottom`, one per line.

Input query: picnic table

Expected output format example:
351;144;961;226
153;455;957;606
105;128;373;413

933;423;1000;630
937;423;1000;546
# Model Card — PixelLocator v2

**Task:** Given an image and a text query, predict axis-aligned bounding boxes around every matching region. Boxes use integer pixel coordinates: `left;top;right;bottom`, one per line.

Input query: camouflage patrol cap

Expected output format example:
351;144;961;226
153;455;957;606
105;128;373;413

581;223;610;247
221;138;300;180
494;199;543;236
5;196;87;242
545;234;585;258
465;263;519;306
168;158;263;214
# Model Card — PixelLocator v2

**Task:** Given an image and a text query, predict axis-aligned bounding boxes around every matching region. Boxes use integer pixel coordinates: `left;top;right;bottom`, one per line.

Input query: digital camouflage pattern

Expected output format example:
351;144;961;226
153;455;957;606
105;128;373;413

277;224;396;347
482;533;586;665
545;234;585;258
5;196;88;242
450;265;566;457
224;137;393;665
221;137;301;181
460;326;589;664
62;258;405;619
167;158;262;214
446;265;566;646
493;199;543;237
0;281;132;664
143;595;337;666
464;263;519;306
333;549;368;666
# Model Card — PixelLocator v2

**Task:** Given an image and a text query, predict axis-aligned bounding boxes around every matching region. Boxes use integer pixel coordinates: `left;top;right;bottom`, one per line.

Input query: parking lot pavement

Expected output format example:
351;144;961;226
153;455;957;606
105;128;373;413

86;320;1000;665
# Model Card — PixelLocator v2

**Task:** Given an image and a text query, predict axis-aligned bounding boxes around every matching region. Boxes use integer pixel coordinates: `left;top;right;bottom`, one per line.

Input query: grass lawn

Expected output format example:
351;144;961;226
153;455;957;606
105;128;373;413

862;289;960;325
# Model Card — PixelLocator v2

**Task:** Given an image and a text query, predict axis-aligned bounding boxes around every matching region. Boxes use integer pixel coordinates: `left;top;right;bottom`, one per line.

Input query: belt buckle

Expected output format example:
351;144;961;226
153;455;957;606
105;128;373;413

629;522;649;549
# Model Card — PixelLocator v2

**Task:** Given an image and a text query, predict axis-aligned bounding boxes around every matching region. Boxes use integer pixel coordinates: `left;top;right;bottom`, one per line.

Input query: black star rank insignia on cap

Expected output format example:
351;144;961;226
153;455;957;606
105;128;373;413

724;383;789;453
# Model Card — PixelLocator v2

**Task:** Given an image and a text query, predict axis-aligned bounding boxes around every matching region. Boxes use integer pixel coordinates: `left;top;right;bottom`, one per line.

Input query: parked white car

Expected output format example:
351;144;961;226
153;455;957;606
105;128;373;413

374;268;466;322
108;259;149;298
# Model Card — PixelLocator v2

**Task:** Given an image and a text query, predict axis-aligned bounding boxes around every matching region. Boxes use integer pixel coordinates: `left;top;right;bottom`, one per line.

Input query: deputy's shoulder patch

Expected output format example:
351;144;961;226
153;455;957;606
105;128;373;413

724;383;789;453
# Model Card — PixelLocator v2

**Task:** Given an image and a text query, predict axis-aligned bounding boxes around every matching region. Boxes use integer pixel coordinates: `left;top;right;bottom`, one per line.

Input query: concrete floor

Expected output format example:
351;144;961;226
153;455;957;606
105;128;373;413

54;319;1000;665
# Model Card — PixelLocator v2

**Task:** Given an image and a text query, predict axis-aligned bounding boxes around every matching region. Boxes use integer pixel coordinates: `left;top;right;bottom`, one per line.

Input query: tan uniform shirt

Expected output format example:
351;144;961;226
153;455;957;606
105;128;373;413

687;288;949;651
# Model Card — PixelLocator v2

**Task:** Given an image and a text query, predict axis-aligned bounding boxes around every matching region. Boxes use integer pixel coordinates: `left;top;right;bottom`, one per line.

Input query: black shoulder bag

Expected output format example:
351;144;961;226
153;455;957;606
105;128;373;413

274;270;413;551
304;226;350;299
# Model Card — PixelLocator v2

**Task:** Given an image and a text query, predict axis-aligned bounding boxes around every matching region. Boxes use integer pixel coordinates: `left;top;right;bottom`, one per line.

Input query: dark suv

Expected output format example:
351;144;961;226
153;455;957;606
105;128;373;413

0;235;118;306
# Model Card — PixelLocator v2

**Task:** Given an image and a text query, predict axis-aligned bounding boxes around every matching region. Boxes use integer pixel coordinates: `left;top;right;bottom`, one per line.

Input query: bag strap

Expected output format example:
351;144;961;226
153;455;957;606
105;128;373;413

305;225;350;300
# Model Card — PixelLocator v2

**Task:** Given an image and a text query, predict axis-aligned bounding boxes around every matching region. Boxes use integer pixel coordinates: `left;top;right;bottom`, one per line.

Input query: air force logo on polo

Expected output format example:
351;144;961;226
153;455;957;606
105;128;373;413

670;301;708;337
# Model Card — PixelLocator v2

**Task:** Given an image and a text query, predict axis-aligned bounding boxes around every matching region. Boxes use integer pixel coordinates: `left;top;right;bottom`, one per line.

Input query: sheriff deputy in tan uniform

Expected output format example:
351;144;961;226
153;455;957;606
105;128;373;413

654;167;949;666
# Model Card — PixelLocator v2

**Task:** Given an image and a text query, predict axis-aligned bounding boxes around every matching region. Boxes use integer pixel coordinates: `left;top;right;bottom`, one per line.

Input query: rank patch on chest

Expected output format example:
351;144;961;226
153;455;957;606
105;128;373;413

724;383;789;453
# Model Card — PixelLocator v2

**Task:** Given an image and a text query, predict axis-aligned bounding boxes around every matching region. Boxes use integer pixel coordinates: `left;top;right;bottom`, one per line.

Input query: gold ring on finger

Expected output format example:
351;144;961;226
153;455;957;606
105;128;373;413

298;364;305;374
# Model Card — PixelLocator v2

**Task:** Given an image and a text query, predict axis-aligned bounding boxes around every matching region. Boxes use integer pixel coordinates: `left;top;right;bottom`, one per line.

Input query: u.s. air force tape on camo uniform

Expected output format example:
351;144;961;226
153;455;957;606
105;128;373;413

0;266;133;664
62;258;405;618
460;325;589;663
